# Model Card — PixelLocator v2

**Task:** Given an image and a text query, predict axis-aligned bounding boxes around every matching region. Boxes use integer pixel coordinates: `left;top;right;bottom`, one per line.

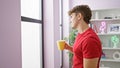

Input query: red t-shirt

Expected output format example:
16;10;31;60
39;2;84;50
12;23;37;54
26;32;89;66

73;28;102;68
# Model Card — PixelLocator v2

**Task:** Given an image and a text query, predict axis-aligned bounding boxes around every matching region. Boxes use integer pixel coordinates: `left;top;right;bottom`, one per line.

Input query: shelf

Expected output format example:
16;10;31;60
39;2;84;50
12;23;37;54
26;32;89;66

102;47;120;50
100;67;110;68
97;33;120;35
101;59;120;62
91;19;120;22
92;8;120;68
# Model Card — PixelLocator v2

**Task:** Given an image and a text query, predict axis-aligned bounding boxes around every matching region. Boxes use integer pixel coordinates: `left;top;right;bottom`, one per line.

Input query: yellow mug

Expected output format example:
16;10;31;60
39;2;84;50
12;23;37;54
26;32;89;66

57;40;65;50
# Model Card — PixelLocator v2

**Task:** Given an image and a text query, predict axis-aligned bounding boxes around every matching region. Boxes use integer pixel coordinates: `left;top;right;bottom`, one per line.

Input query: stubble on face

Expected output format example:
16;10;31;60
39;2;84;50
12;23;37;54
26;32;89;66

70;13;79;29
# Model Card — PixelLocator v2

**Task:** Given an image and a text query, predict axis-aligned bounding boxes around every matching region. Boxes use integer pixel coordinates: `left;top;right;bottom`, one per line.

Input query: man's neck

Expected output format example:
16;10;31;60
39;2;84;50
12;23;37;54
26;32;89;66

77;22;90;34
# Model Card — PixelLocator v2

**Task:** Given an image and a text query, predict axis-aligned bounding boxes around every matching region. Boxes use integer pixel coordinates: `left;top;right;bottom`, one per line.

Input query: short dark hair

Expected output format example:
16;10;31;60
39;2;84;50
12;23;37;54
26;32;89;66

68;5;92;24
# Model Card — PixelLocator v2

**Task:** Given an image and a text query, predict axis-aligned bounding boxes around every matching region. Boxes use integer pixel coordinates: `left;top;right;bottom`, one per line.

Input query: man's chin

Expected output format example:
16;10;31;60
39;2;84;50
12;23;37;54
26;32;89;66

71;26;76;29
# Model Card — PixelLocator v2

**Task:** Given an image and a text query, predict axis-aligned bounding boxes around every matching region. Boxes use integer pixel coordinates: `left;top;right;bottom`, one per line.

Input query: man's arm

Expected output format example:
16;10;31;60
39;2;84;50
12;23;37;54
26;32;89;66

84;58;99;68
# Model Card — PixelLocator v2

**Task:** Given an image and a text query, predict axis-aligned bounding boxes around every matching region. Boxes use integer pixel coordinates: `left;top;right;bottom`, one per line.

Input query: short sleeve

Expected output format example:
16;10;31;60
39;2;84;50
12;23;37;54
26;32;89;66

82;37;101;58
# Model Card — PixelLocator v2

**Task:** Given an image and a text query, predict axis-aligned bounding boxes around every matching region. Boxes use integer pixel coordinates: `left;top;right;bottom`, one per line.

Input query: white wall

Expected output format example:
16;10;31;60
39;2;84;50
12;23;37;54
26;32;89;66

63;0;70;68
43;0;60;68
0;0;21;68
70;0;120;10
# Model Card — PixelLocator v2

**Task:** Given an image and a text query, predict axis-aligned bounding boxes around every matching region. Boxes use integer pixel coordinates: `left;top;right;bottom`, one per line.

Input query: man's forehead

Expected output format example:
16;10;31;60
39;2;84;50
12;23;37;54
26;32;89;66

71;13;76;16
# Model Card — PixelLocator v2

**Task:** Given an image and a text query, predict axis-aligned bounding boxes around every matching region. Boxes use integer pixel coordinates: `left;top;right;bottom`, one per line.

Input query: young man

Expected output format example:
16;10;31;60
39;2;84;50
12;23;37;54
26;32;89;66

64;5;102;68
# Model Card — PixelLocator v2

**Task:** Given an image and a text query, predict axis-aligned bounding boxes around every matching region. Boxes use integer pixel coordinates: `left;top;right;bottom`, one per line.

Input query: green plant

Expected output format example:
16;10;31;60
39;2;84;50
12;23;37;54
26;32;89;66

64;29;77;68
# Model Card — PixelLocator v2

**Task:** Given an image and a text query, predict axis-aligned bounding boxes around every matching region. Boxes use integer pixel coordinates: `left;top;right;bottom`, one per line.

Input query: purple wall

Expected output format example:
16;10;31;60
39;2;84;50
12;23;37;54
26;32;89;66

0;0;22;68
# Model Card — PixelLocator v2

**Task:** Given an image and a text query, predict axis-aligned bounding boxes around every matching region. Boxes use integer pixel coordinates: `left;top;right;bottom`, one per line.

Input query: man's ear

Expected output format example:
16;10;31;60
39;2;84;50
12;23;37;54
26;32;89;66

77;13;82;20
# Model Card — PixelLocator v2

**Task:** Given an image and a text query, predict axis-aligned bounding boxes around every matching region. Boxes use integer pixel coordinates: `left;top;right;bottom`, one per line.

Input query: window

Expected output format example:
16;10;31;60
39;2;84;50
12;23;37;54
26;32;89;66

21;0;43;68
